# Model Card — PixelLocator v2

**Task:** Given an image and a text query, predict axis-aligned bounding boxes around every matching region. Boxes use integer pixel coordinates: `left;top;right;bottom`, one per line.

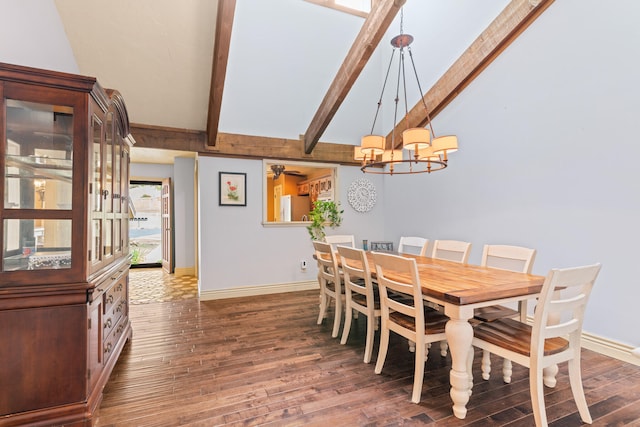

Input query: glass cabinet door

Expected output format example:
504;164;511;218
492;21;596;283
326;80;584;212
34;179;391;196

114;131;121;214
113;130;122;256
121;147;130;254
3;99;73;271
104;112;114;214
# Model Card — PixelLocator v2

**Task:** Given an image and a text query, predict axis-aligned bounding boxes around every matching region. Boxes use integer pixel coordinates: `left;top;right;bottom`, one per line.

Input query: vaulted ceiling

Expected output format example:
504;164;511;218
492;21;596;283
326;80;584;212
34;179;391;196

53;0;553;164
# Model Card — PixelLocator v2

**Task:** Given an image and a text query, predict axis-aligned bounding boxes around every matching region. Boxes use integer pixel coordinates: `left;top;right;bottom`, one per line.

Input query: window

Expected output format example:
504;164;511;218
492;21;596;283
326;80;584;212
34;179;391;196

303;0;371;18
263;160;338;224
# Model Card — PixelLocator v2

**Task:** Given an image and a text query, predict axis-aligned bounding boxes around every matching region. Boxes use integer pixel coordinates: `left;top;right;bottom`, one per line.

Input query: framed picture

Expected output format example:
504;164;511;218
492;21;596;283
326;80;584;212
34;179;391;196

219;172;247;206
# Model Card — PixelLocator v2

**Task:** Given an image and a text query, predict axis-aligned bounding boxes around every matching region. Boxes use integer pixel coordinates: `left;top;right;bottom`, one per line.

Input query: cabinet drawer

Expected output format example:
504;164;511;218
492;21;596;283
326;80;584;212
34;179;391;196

104;275;126;313
104;315;128;360
103;298;125;338
102;319;124;361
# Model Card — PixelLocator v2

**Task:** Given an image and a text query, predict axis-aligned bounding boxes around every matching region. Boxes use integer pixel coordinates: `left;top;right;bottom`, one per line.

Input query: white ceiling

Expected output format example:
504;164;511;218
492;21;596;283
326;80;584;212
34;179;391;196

53;0;511;163
54;0;217;131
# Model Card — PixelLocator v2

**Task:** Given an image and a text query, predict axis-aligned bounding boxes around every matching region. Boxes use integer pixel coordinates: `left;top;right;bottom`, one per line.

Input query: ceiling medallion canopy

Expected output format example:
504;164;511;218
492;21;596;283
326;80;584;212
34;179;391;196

356;9;458;175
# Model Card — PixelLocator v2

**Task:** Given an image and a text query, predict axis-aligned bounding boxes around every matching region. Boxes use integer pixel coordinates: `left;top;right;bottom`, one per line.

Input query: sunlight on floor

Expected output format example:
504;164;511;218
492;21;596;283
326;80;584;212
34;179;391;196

129;269;198;304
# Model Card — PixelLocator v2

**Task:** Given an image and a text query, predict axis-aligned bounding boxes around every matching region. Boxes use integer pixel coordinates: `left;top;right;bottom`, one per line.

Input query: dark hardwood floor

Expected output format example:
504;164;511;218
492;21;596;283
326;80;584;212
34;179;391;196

95;289;640;426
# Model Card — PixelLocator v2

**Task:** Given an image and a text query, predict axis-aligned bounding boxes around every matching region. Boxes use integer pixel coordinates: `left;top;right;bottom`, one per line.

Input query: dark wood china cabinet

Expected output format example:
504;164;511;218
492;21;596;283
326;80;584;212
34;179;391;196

0;62;133;426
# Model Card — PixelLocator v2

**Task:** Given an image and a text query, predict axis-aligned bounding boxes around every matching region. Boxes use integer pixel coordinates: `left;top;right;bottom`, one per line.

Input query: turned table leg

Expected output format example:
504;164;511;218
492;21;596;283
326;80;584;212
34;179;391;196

444;305;474;419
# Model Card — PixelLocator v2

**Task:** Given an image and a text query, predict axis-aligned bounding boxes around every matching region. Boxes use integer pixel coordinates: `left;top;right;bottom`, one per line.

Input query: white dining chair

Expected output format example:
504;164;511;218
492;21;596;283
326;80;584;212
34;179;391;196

324;234;355;251
470;263;601;427
474;244;537;382
372;252;449;404
429;239;472;356
431;239;472;264
398;236;429;256
313;240;344;338
337;245;380;363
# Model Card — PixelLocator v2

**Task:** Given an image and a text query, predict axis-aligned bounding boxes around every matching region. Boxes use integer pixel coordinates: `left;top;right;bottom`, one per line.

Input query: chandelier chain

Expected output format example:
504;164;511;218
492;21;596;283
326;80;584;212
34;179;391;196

369;50;396;135
407;47;436;138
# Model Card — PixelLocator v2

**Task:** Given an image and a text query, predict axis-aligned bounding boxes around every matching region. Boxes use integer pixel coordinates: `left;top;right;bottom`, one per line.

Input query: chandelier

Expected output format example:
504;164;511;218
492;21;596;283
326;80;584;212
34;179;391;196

357;10;458;175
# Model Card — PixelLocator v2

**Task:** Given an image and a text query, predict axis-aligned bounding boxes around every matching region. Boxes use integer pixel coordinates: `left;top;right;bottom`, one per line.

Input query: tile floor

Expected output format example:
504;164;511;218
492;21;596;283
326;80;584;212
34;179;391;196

129;268;198;304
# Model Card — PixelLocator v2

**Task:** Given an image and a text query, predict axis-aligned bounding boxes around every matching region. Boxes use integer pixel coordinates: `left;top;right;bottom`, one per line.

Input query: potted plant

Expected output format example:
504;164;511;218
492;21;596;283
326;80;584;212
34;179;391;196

307;200;343;241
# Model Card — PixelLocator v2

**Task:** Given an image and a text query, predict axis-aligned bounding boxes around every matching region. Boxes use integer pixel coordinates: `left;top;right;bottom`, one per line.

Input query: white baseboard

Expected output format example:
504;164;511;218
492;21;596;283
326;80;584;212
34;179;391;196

581;331;640;366
174;266;195;277
200;280;318;301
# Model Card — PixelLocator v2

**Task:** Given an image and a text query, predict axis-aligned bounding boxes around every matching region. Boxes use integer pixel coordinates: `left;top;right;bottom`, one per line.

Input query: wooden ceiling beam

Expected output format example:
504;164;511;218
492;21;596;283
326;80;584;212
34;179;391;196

302;0;406;154
388;0;555;148
206;0;236;148
131;124;359;165
217;133;358;164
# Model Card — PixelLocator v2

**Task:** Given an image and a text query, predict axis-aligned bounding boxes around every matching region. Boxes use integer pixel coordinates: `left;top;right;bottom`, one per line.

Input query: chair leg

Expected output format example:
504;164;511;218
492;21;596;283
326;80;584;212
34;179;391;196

568;355;593;424
502;358;513;384
481;350;491;380
411;339;426;403
340;302;352;345
363;314;375;364
543;363;559;388
317;293;327;325
332;295;342;338
374;326;390;374
440;340;448;357
530;365;548;427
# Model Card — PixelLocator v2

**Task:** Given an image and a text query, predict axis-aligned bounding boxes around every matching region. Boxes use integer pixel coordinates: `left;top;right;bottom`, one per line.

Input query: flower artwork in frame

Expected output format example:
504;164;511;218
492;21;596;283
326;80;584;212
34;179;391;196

219;172;246;206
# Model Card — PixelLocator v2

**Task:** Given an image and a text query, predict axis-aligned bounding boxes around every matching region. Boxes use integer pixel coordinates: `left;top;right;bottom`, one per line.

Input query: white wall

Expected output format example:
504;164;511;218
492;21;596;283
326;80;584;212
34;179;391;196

173;157;196;270
384;0;640;348
0;0;78;73
197;156;384;292
130;163;173;182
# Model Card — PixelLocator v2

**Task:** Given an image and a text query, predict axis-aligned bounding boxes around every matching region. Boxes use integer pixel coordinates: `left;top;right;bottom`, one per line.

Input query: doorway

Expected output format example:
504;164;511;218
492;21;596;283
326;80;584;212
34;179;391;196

129;181;162;268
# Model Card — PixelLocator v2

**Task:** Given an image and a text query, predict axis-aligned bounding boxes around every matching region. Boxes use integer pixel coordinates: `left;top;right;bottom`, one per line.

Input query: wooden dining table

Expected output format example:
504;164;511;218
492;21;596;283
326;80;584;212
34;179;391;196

362;251;546;419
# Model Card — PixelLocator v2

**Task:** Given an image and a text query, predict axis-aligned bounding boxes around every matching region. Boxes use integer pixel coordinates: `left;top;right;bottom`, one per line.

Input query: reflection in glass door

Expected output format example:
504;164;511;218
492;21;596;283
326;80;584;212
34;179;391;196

129;181;162;267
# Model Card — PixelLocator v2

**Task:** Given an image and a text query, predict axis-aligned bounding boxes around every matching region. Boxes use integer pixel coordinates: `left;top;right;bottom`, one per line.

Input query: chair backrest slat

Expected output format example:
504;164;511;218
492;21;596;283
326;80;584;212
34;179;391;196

481;244;536;274
313;240;341;292
337;245;373;302
432;240;472;264
324;235;355;251
531;263;601;355
398;236;429;257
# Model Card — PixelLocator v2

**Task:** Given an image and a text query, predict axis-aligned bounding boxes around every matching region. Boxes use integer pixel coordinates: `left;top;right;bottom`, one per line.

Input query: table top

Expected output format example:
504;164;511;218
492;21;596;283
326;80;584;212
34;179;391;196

364;252;545;306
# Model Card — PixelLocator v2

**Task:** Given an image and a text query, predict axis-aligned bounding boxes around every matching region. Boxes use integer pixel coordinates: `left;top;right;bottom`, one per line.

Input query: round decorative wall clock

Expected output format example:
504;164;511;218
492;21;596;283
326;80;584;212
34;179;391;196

347;178;377;213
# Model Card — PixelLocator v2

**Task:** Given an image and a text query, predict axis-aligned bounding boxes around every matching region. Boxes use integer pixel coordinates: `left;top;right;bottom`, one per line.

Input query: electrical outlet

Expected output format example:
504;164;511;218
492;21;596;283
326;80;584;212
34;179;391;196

300;259;307;270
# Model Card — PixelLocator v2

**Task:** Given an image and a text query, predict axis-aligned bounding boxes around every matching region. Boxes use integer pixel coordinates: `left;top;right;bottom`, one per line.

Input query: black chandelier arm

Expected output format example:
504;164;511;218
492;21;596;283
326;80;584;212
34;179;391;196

407;46;435;138
369;49;397;135
391;43;404;152
400;46;410;133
